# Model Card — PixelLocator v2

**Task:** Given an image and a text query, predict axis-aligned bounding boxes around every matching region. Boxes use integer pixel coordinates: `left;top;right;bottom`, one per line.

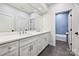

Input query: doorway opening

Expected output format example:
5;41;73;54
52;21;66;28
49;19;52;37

55;10;72;50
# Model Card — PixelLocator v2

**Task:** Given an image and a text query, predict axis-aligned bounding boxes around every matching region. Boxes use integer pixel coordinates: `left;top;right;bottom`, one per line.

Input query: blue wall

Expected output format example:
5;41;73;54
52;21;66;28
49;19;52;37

56;12;69;35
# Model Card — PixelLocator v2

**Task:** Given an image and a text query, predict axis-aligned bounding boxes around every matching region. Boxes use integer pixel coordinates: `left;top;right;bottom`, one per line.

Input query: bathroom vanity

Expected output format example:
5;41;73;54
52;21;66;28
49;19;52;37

0;31;50;56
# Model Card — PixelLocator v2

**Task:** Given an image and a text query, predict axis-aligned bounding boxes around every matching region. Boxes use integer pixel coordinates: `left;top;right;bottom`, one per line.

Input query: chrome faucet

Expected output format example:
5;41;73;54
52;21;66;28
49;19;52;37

19;31;21;35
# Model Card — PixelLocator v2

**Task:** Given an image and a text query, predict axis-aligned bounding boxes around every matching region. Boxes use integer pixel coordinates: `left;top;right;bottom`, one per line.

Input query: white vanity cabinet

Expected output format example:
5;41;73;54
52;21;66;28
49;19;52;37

0;41;19;56
0;32;50;56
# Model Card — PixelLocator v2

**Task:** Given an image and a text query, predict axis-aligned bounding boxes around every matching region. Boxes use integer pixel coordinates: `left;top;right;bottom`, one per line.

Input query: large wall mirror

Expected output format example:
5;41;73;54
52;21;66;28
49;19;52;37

0;3;43;32
0;4;30;32
0;13;15;32
0;13;30;32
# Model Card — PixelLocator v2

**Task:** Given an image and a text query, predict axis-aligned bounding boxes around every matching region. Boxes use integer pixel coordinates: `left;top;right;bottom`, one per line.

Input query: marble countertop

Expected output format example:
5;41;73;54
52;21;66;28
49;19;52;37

0;31;50;45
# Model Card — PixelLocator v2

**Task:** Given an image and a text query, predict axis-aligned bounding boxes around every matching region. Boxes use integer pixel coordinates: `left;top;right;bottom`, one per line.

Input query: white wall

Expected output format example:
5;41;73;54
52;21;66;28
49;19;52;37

42;10;55;46
72;5;79;55
0;4;30;32
42;3;76;46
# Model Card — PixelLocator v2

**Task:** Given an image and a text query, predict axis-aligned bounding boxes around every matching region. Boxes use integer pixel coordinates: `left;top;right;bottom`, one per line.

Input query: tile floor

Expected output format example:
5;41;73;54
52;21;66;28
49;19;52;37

39;40;75;56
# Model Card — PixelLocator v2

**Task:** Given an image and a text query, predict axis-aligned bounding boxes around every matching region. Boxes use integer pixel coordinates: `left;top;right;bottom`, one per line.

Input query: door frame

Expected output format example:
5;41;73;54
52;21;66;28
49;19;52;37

68;10;72;51
55;10;72;46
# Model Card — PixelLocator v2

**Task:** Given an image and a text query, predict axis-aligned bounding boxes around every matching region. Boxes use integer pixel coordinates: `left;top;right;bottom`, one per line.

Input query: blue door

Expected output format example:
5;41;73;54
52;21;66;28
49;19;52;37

56;12;69;35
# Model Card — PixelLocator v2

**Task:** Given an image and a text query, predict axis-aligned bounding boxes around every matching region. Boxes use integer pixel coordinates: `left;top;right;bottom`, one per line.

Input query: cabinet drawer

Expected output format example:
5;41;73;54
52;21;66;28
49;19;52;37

20;38;31;47
42;33;49;38
20;37;36;47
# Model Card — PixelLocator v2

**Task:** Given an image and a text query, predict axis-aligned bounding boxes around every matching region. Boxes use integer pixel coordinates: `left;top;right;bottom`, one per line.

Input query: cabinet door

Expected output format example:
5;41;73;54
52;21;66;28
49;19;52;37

0;41;19;56
43;38;47;47
38;37;44;53
45;33;50;44
0;44;9;56
39;35;47;50
20;45;30;56
42;33;49;46
8;41;19;56
30;40;38;56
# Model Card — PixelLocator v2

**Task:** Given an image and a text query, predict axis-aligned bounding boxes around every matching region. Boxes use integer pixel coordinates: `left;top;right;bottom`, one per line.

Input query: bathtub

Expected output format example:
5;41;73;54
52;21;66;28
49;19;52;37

56;34;67;42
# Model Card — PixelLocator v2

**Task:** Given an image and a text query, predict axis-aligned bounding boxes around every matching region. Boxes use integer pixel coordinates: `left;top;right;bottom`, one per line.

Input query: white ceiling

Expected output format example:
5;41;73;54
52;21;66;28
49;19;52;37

7;3;51;15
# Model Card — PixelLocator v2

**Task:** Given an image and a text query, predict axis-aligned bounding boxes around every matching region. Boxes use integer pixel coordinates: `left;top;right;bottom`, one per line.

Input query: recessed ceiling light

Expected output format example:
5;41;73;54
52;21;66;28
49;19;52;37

38;8;42;10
